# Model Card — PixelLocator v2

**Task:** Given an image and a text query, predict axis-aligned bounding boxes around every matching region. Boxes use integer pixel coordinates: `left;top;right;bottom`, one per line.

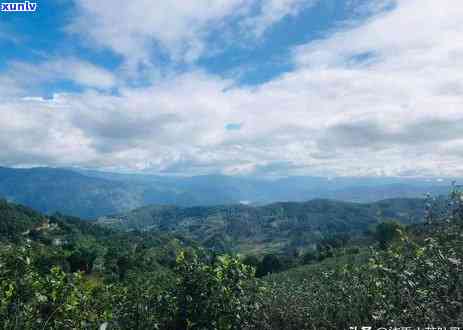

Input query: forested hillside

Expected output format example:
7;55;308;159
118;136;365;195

0;198;198;280
99;198;426;254
0;189;462;329
0;167;151;219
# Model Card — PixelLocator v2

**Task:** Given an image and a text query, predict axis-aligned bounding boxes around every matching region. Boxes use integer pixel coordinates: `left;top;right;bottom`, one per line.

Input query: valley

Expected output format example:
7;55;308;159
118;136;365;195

99;198;426;254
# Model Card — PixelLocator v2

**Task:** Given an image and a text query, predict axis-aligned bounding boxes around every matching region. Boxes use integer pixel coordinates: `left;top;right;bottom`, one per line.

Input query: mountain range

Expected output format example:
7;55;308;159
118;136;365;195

0;166;453;219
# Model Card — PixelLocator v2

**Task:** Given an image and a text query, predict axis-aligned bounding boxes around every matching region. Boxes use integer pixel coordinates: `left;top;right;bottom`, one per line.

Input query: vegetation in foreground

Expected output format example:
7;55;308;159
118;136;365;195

0;189;462;329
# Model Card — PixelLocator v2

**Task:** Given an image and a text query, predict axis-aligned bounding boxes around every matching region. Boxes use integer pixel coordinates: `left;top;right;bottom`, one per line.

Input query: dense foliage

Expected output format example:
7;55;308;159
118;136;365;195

0;188;462;329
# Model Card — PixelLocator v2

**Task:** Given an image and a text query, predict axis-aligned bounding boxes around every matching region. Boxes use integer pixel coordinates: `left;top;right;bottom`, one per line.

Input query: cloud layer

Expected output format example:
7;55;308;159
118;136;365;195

69;0;313;65
1;0;463;177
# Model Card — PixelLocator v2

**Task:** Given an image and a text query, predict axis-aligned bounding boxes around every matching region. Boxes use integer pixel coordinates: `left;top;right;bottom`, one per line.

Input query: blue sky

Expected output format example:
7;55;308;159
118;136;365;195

0;0;462;177
1;0;379;87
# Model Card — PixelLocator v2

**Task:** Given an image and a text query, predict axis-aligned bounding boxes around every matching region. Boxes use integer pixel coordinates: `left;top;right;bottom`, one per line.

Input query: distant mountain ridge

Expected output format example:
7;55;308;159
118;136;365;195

0;167;147;219
0;166;453;219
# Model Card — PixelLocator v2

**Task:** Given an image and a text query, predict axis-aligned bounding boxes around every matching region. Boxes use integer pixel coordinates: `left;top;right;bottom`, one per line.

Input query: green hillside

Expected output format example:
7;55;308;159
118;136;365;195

0;190;461;329
99;198;426;254
0;198;199;280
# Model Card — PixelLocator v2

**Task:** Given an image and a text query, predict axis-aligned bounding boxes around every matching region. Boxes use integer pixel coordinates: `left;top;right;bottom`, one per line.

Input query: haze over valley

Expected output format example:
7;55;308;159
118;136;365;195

0;166;452;218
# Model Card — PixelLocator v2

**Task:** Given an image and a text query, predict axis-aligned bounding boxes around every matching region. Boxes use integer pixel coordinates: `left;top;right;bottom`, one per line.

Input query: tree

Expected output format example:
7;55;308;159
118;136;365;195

302;250;317;264
174;251;260;329
242;255;260;269
256;254;282;277
374;221;404;249
0;245;109;328
67;247;97;274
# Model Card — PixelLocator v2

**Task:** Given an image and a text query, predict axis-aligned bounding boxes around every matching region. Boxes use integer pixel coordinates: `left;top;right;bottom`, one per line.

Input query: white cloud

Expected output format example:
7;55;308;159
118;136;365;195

69;0;247;65
243;0;317;37
68;0;314;66
8;58;117;90
2;0;463;177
